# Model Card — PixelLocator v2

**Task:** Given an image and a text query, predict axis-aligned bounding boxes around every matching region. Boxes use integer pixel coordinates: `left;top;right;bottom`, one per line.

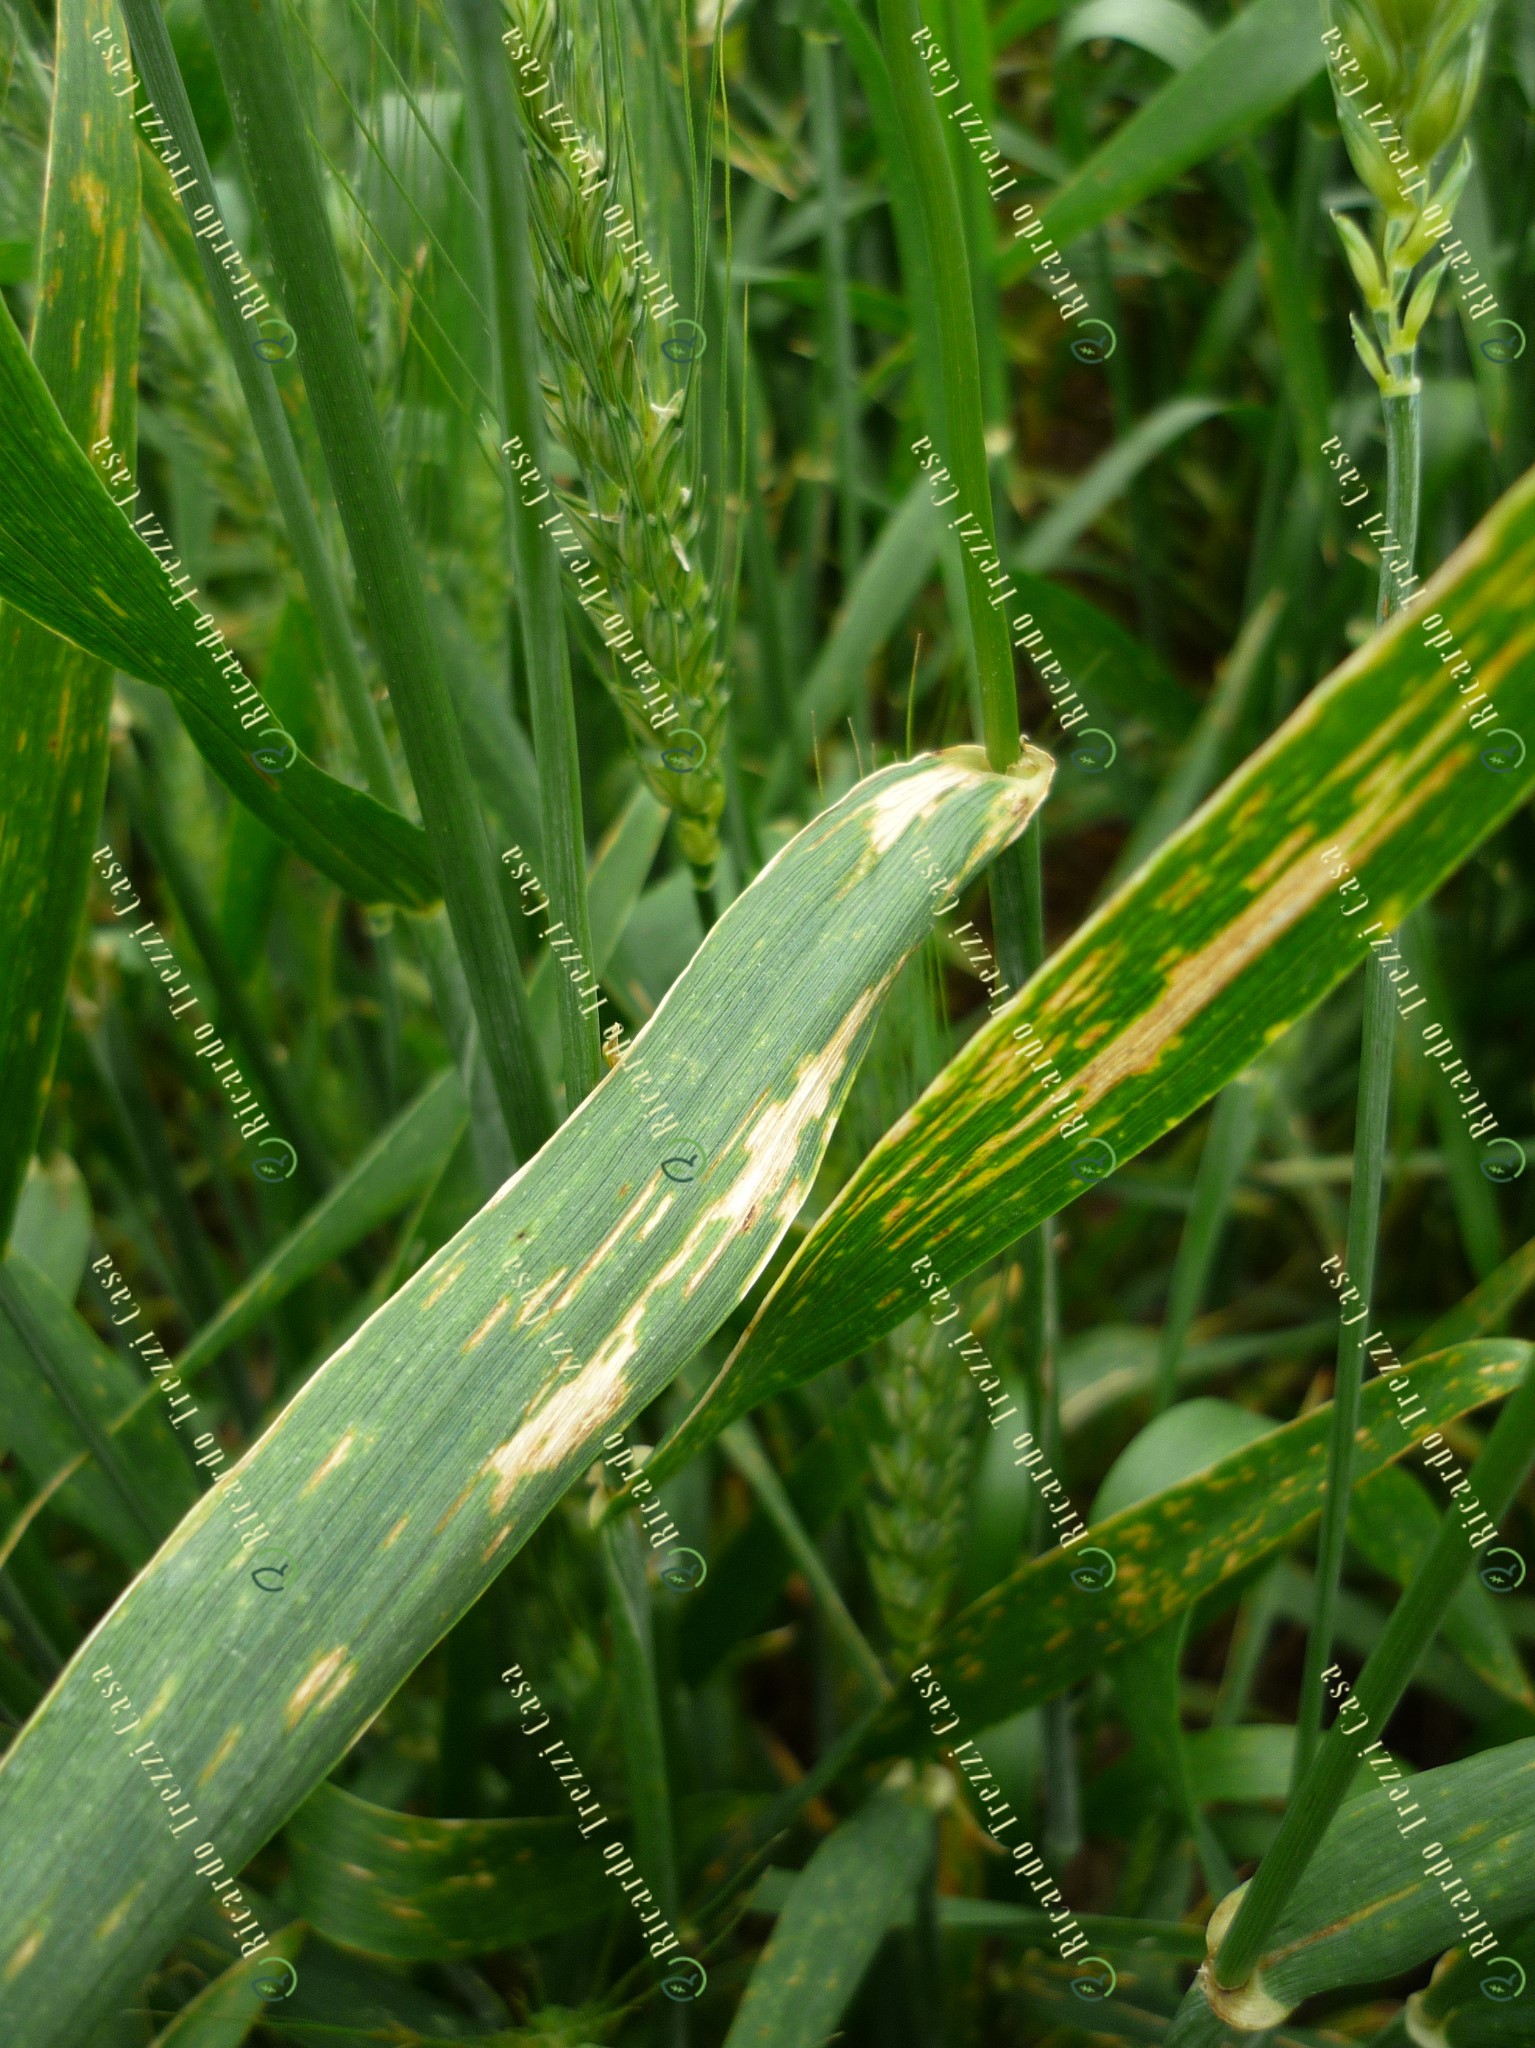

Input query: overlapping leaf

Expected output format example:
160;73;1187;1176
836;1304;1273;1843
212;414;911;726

1170;1738;1535;2038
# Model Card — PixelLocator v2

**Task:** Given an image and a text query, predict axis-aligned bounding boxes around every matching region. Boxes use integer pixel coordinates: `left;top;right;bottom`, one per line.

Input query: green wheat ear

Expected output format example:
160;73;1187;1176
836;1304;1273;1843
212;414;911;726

1323;0;1493;395
863;1312;980;1672
503;0;727;888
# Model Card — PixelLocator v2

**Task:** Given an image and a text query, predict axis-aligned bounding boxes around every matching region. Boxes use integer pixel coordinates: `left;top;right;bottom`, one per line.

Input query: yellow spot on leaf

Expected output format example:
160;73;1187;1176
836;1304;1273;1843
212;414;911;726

198;1726;243;1789
302;1429;359;1496
285;1649;357;1730
4;1927;43;1982
93;1883;145;1945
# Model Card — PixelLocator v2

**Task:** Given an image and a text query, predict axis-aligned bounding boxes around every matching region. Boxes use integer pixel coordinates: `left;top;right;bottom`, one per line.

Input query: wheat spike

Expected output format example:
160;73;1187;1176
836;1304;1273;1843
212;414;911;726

1323;0;1495;393
503;0;727;885
863;1311;980;1672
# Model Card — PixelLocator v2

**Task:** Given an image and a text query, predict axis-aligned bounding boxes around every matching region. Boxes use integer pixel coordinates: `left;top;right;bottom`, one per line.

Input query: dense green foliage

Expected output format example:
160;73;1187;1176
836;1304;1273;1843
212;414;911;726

2;0;1535;2041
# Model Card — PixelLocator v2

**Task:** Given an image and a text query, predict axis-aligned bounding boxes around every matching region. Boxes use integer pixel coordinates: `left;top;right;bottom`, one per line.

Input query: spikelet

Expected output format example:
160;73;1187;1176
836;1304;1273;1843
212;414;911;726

502;0;726;885
863;1311;979;1672
1322;0;1494;394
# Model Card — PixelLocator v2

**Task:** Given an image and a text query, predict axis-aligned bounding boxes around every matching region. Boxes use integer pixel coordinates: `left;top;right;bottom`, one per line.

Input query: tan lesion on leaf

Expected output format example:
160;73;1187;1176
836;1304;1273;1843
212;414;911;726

383;1515;410;1548
284;1648;357;1730
668;987;886;1304
198;1726;243;1788
546;1186;668;1319
4;1926;44;1981
302;1428;360;1496
92;1882;145;1944
462;1297;515;1352
422;1261;467;1311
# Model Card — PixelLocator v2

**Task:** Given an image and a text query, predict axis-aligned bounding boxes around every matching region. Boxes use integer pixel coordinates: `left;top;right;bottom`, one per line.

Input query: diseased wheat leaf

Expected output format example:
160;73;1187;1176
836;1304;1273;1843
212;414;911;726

0;747;1050;2044
287;1783;609;1958
1169;1738;1535;2038
645;463;1535;1483
0;296;440;912
0;0;137;1241
722;1788;934;2048
861;1341;1528;1755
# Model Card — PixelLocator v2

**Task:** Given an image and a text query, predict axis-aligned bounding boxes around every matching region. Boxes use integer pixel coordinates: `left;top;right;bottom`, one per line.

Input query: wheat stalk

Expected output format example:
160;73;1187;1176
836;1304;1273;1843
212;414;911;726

501;0;727;888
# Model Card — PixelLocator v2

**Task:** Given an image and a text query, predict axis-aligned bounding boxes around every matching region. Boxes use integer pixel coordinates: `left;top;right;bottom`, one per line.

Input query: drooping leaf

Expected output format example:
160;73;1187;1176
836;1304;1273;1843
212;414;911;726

8;1154;92;1304
0;1249;198;1567
644;462;1535;1482
1056;0;1213;72
0;747;1051;2045
0;296;439;912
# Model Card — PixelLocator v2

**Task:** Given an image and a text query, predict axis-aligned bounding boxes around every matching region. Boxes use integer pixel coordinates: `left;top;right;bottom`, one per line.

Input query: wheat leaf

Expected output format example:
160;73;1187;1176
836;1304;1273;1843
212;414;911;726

0;0;137;1238
0;296;440;912
0;746;1050;2045
643;461;1535;1485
